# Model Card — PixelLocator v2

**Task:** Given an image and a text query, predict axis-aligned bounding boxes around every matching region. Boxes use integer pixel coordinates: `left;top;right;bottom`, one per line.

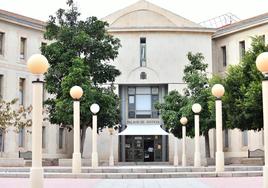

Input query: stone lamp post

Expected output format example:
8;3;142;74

192;103;202;167
108;127;115;166
173;131;179;166
256;52;268;188
90;103;100;168
70;86;83;173
27;54;49;188
180;117;188;167
212;84;225;172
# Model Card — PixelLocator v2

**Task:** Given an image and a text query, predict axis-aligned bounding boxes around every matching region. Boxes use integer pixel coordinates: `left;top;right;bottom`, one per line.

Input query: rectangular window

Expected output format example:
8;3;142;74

128;86;159;119
224;129;229;148
18;128;24;147
59;127;64;149
136;95;152;116
42;126;46;149
239;41;245;61
0;75;3;99
140;38;146;67
242;130;248;146
20;37;27;59
221;46;227;67
19;78;25;106
0;32;4;55
152;94;159;118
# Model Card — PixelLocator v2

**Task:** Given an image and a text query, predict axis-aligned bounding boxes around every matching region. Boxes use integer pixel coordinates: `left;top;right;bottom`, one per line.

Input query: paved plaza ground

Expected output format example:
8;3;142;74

0;177;262;188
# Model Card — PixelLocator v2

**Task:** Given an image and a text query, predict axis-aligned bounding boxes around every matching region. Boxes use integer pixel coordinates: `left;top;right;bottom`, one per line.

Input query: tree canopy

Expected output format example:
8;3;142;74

0;99;31;154
224;36;267;131
42;0;121;150
156;52;215;157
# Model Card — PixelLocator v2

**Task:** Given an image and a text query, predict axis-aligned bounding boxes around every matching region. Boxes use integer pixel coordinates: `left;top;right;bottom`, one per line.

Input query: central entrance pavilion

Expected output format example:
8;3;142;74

119;125;169;162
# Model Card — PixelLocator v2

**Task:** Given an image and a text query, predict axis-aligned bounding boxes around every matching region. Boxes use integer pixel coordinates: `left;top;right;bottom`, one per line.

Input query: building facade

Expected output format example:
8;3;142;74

0;0;267;165
102;0;214;163
0;9;72;160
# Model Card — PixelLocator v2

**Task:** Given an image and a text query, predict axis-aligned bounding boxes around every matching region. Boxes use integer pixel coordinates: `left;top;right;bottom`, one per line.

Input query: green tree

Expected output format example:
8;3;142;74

182;52;215;158
155;91;188;139
156;52;215;158
224;36;267;131
42;0;121;152
0;99;31;156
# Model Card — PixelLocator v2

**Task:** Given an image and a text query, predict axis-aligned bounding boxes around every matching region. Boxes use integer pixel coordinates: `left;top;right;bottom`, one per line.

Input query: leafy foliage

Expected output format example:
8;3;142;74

42;0;121;132
155;52;215;157
0;99;32;154
156;52;214;138
224;36;268;131
155;91;188;139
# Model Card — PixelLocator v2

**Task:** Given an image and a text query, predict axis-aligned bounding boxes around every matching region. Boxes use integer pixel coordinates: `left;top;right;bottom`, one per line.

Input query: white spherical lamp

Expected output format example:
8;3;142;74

27;54;49;74
212;84;225;98
70;86;83;100
256;52;268;74
192;103;202;114
90;103;100;114
180;117;188;126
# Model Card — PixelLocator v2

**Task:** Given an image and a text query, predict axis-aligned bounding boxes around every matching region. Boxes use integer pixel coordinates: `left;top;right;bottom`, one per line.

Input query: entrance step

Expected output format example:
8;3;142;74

118;162;170;166
0;171;262;179
0;166;263;179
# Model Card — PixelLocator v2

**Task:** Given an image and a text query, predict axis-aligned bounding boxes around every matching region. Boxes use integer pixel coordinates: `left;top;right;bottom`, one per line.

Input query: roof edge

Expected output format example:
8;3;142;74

0;9;45;31
213;12;268;38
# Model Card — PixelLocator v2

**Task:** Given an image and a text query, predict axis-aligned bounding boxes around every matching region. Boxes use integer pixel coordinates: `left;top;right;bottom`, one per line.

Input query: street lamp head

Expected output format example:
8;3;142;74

27;54;49;75
180;117;188;126
70;86;83;100
90;103;100;114
256;52;268;74
212;84;225;98
192;103;202;114
108;127;114;135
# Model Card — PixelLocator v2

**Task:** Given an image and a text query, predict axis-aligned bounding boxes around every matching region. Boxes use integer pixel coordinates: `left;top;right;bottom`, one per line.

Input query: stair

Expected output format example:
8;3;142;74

0;166;263;179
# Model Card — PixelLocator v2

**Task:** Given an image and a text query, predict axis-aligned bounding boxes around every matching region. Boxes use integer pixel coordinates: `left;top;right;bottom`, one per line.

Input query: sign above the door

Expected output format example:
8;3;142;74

127;119;161;125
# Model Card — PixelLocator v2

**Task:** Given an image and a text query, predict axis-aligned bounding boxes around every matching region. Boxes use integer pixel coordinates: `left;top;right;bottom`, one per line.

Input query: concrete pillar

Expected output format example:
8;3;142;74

91;115;98;168
72;101;81;173
30;81;44;188
4;126;18;158
215;99;224;172
173;137;178;166
182;126;186;167
209;129;216;158
194;114;201;167
248;130;263;151
46;124;57;156
262;80;268;188
109;132;114;166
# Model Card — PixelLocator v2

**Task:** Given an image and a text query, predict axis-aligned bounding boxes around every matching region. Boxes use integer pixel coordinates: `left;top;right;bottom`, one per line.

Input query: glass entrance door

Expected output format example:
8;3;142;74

125;135;162;162
144;139;154;161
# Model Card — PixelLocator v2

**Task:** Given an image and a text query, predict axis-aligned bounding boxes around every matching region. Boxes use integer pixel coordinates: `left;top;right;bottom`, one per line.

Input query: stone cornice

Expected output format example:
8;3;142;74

107;26;216;33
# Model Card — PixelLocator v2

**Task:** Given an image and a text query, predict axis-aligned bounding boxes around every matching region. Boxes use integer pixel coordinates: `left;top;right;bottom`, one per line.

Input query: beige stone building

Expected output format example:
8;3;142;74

0;0;266;165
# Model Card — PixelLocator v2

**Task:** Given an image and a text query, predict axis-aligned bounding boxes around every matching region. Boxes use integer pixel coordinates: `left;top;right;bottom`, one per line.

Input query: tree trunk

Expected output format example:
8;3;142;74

80;124;87;155
204;131;210;158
